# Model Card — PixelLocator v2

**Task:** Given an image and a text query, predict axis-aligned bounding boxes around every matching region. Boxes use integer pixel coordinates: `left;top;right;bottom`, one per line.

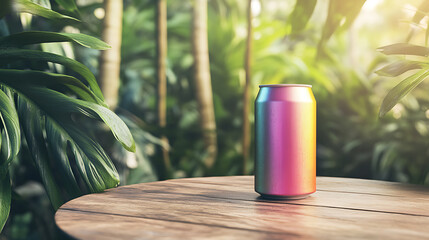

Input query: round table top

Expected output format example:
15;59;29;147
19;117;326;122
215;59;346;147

56;176;429;239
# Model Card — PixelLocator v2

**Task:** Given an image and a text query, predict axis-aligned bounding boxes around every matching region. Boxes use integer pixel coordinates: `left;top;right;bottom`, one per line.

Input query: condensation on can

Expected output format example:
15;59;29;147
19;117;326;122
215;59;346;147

254;84;316;199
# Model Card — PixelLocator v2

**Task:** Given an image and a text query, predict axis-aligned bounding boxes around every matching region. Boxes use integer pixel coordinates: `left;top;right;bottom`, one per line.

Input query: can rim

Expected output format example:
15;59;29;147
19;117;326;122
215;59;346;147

259;84;312;88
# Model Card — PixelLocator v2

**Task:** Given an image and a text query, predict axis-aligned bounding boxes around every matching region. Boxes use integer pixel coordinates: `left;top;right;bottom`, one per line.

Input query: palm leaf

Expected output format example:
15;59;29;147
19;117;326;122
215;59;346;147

0;171;10;232
18;87;135;152
0;0;132;228
0;31;111;50
0;87;20;166
0;49;104;101
16;91;123;210
375;60;424;77
17;96;65;209
377;43;429;57
379;68;429;117
15;0;79;21
0;70;135;212
0;69;105;106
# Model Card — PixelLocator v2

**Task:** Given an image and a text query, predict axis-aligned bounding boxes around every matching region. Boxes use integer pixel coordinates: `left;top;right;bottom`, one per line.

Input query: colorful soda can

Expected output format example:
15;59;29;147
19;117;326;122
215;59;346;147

255;84;316;199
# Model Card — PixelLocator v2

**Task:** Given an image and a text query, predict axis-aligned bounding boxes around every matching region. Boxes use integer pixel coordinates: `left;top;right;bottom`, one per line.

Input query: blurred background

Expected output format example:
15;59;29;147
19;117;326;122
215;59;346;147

3;0;429;239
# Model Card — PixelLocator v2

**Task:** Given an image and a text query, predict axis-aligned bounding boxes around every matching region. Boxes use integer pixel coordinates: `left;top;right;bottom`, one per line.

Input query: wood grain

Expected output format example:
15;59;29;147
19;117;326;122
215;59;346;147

56;176;429;240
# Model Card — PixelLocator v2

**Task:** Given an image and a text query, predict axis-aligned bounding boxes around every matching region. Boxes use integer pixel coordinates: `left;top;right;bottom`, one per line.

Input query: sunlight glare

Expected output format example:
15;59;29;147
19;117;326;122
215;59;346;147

94;7;105;19
392;104;403;119
251;0;261;17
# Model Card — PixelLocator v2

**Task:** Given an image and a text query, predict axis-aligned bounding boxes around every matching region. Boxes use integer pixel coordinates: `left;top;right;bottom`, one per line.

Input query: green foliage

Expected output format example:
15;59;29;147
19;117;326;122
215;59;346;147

111;0;410;180
53;0;78;12
0;88;20;165
107;0;374;178
375;60;423;77
0;69;104;106
378;43;429;56
318;0;366;57
379;69;429;117
21;87;135;152
288;0;317;34
0;172;10;232
0;31;111;50
0;0;134;233
4;0;429;238
0;49;105;101
376;1;429;116
15;0;79;21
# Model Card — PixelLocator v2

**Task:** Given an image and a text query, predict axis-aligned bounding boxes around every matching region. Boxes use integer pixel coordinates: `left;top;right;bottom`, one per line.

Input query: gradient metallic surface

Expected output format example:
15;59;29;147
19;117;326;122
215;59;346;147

255;84;316;199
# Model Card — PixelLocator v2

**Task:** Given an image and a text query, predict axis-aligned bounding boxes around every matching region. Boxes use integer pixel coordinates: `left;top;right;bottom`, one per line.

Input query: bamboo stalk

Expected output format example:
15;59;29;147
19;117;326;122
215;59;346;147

156;0;171;177
242;0;252;175
98;0;123;109
192;0;217;169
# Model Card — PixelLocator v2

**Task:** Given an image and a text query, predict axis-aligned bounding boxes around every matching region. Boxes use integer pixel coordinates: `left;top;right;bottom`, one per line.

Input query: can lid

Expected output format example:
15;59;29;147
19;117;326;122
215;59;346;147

259;84;312;88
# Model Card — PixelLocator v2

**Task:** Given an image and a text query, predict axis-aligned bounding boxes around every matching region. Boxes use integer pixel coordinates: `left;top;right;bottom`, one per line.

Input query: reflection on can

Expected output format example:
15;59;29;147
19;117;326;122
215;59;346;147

255;84;316;199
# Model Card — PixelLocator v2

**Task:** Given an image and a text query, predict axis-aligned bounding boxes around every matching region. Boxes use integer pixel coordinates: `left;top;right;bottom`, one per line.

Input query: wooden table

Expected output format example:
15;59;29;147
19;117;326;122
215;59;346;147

55;176;429;239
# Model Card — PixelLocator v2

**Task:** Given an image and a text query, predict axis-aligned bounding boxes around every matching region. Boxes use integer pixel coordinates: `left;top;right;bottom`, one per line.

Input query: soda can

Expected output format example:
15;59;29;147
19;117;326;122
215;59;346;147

255;84;316;199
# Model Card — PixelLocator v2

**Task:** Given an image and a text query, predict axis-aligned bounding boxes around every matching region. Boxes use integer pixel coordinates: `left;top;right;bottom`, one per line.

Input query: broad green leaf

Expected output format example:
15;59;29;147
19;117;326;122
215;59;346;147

60;33;111;49
17;94;120;209
379;68;429;117
0;31;111;50
0;69;105;106
288;0;317;34
0;171;10;232
52;122;120;191
20;87;135;152
375;60;424;77
44;117;118;193
0;129;8;164
15;0;79;21
17;96;80;209
54;0;77;12
0;88;20;166
377;43;429;56
0;49;104;101
0;126;2;152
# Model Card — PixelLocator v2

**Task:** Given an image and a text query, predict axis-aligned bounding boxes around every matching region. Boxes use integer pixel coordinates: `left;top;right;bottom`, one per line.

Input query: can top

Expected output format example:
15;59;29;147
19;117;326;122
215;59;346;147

259;84;312;88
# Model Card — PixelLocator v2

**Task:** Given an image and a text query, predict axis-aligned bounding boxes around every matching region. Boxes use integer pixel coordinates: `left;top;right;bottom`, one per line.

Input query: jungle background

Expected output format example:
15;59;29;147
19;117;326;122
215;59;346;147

2;0;429;239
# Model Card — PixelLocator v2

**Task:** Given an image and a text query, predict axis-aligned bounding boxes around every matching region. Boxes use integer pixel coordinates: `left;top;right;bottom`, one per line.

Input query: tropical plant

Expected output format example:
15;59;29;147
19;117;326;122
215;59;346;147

376;0;429;116
59;0;429;186
0;0;135;233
